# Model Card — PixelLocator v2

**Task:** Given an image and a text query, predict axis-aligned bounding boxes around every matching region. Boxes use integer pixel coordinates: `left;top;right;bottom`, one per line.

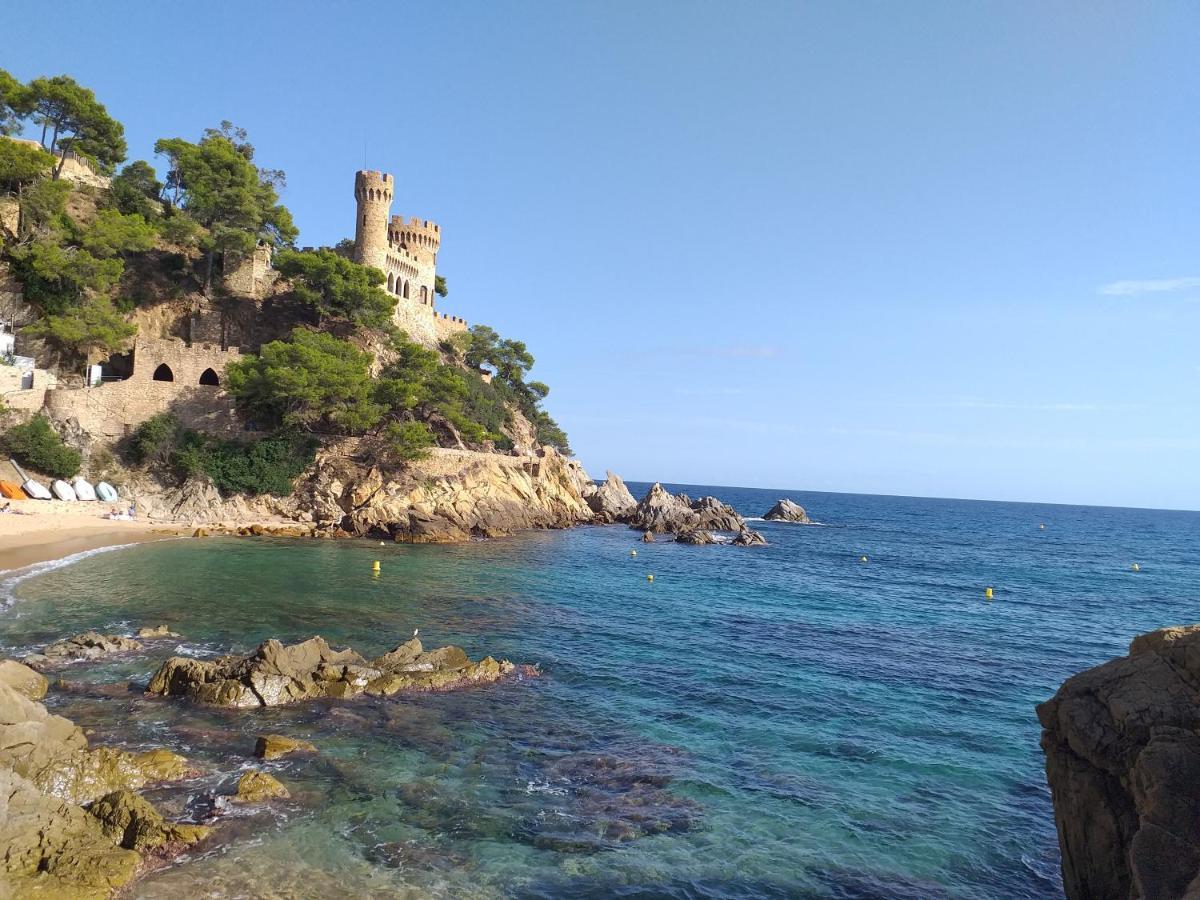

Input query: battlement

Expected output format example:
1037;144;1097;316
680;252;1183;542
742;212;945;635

354;170;393;203
389;215;441;255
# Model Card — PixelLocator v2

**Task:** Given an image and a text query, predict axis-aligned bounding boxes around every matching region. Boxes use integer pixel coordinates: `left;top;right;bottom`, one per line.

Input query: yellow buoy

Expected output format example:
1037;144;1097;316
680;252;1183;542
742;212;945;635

372;560;381;572
630;550;637;557
860;555;868;563
985;586;994;600
1132;563;1140;572
646;574;654;582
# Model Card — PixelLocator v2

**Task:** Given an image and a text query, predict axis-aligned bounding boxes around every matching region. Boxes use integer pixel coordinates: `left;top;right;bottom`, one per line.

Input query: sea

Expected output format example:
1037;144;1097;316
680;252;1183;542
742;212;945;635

2;483;1198;899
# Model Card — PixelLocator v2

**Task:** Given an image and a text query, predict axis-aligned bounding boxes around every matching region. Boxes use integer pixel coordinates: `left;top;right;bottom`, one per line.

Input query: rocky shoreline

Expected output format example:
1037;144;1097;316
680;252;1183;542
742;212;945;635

0;625;527;897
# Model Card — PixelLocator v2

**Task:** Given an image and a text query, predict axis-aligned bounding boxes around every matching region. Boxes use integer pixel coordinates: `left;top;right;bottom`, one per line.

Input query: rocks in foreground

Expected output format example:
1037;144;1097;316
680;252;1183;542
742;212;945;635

255;734;318;760
0;670;203;898
233;771;290;803
1038;624;1200;899
0;658;48;699
762;498;811;523
136;625;181;639
147;635;516;708
25;631;143;668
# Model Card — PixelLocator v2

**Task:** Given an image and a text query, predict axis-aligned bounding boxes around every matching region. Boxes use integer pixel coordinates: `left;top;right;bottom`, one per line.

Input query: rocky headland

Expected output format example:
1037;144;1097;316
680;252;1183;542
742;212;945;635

1039;624;1200;899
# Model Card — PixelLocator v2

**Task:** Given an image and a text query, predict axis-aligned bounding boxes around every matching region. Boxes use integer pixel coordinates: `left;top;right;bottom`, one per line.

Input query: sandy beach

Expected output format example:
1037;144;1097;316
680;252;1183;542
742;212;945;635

0;500;187;572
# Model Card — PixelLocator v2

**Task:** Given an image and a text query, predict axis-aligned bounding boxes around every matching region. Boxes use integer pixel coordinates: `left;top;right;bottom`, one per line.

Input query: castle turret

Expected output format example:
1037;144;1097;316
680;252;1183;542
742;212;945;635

353;170;393;272
388;216;441;265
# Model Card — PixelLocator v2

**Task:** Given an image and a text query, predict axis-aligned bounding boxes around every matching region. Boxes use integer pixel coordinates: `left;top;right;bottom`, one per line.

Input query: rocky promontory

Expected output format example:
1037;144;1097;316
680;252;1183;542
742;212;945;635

1038;624;1200;899
624;483;766;545
147;634;516;707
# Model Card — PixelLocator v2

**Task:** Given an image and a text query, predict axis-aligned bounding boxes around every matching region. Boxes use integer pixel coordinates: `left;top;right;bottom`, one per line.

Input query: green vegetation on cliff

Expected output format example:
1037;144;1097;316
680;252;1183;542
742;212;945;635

1;414;81;478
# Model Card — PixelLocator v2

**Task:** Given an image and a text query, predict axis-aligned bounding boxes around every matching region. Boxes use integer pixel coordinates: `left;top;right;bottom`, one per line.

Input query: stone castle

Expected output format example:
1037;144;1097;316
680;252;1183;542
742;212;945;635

2;168;473;441
352;170;466;346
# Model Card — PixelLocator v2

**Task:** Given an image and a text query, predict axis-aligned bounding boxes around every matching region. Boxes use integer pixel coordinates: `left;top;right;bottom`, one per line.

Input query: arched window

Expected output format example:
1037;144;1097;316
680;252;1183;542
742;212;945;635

403;280;410;298
387;273;394;292
199;367;220;386
152;363;174;382
420;286;428;302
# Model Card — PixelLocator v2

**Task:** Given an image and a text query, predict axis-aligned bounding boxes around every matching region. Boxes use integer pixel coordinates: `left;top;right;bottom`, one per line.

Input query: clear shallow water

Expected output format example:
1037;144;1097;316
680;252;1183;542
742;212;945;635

2;485;1199;898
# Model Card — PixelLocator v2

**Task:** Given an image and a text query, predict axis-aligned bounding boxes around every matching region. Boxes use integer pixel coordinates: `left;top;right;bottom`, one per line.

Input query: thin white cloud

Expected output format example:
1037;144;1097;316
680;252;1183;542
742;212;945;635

1099;276;1200;296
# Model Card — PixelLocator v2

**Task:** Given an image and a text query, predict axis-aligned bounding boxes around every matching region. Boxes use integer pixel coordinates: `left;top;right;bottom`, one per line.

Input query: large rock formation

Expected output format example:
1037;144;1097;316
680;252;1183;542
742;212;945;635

626;483;748;536
0;670;201;898
147;635;516;707
296;445;595;542
1038;624;1200;899
762;498;811;523
585;470;637;523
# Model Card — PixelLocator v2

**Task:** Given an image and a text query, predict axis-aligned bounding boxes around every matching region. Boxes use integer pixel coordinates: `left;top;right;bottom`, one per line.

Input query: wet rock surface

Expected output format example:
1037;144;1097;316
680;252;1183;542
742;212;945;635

25;631;143;667
675;529;718;545
1038;623;1200;899
147;635;517;707
233;770;290;803
136;625;182;639
732;526;768;546
255;734;318;760
762;498;811;523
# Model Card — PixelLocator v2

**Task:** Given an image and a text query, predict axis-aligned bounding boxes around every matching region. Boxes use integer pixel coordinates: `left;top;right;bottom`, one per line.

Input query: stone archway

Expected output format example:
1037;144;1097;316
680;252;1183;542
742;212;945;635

152;363;174;382
199;367;220;386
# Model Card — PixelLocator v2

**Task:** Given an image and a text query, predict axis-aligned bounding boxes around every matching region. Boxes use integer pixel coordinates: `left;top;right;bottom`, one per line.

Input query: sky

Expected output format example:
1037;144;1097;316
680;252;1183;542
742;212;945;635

6;1;1200;509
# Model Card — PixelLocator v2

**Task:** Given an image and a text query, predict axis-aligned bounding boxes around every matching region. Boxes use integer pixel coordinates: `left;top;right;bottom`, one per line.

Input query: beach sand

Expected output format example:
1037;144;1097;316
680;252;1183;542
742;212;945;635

0;500;187;572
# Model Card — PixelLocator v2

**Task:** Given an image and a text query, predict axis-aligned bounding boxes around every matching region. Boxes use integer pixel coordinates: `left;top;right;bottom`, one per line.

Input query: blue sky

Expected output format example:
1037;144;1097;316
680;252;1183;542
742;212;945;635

6;1;1199;509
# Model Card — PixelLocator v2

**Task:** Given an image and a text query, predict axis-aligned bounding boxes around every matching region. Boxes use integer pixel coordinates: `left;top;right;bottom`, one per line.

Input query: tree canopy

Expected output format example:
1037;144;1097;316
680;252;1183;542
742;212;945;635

0;69;34;136
107;160;162;219
0;139;53;196
26;75;127;176
22;295;136;363
274;248;396;329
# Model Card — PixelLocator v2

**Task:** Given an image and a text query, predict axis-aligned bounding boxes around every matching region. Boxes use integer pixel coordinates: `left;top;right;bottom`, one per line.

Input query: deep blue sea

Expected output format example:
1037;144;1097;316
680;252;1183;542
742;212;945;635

2;484;1199;898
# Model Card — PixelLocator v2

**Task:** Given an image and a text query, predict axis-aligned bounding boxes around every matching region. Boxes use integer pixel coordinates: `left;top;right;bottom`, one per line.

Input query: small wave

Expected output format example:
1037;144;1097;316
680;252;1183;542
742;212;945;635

0;543;141;608
525;779;568;796
745;517;832;526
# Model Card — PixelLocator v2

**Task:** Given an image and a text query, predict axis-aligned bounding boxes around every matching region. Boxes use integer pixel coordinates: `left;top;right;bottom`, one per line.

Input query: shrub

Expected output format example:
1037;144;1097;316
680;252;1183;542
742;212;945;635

125;411;181;466
1;415;81;478
381;420;435;462
175;431;317;496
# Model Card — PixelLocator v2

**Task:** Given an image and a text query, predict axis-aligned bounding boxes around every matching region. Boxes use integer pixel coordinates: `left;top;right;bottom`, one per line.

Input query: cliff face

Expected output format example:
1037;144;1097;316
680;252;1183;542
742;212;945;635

1038;625;1200;900
296;444;596;541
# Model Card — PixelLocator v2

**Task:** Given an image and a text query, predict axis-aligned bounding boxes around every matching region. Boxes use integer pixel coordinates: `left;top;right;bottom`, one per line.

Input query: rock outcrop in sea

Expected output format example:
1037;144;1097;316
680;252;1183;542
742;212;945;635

147;635;516;707
625;483;763;543
0;660;204;898
583;470;637;523
762;498;811;523
1038;624;1200;899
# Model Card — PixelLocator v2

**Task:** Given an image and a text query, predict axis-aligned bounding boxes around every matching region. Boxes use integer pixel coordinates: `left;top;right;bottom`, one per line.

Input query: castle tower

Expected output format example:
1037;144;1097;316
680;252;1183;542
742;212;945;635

388;216;441;265
353;170;393;273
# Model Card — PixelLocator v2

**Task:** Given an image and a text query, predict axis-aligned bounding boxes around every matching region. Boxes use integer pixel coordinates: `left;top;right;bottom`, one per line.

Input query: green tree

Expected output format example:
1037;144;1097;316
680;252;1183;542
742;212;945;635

435;274;448;297
1;415;81;478
155;122;297;295
125;412;181;467
107;160;162;219
225;328;383;433
274;248;395;328
0;139;52;195
22;295;136;362
15;177;70;236
80;209;157;258
9;237;123;313
380;420;435;462
27;75;127;176
0;69;33;135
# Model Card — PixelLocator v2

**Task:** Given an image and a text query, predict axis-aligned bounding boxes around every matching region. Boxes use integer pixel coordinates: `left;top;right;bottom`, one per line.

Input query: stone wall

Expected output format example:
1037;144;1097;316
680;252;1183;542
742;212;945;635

130;335;242;386
223;245;277;299
0;364;55;414
45;380;241;440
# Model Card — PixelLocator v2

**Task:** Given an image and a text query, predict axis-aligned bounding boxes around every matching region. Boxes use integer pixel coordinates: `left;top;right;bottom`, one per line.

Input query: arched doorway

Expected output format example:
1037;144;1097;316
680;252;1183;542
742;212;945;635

199;367;220;386
152;363;174;382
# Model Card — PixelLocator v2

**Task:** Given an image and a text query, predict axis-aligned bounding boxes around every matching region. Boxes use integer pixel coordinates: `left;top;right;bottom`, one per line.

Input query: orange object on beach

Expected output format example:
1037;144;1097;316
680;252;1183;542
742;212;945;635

0;481;26;500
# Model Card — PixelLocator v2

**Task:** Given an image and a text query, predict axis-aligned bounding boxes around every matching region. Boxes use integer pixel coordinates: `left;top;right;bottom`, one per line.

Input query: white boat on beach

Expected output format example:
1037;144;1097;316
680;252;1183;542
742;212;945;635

71;477;98;501
96;481;119;502
21;479;52;500
51;480;78;501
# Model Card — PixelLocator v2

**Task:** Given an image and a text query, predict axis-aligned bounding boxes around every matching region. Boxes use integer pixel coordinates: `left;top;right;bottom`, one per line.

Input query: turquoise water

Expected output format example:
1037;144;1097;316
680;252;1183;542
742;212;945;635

2;484;1199;898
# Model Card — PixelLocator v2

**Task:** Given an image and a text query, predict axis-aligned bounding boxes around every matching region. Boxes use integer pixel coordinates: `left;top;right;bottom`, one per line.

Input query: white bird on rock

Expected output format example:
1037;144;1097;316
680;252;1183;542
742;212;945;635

413;628;419;638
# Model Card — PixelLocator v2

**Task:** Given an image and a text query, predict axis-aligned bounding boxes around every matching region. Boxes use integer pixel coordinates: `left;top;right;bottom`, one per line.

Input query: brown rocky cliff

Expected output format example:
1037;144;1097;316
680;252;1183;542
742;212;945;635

1038;624;1200;900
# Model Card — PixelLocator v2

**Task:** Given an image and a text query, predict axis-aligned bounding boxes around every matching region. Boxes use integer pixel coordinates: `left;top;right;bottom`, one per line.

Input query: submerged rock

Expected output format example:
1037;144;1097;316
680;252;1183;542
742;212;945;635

136;625;181;639
255;734;318;760
234;771;290;803
586;471;637;523
147;635;516;708
1038;623;1200;899
675;529;717;545
732;526;768;546
762;498;811;523
641;530;655;543
89;789;210;851
28;631;143;667
0;658;48;699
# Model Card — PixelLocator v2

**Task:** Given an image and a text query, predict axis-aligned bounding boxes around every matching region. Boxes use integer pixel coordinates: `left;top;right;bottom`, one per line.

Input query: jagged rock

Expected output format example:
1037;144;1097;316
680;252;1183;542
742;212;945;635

147;635;516;708
627;483;699;533
136;625;181;639
1038;623;1200;899
732;526;767;546
233;771;290;803
586;471;637;523
675;529;717;545
31;631;143;665
689;496;744;531
0;658;48;699
641;530;654;543
0;768;141;899
255;734;318;760
89;789;210;851
763;498;811;523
